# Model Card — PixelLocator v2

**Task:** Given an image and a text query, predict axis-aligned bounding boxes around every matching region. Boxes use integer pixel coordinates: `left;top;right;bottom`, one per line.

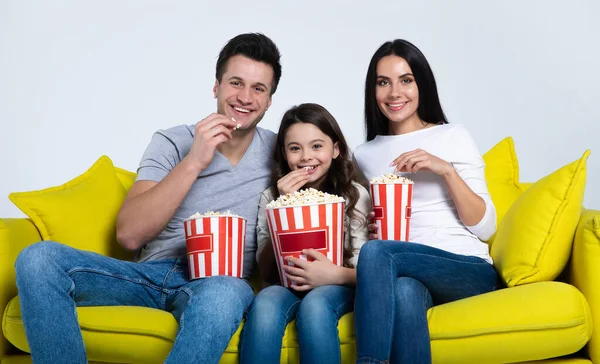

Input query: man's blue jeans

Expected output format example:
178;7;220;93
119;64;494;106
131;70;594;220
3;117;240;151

239;284;354;364
14;241;254;364
354;240;501;364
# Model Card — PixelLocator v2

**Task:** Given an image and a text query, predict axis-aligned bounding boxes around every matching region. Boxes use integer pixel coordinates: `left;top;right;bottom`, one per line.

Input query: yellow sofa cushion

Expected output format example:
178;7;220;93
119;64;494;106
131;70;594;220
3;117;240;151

482;137;524;246
4;281;591;364
428;281;592;363
491;151;590;287
8;156;127;256
114;166;137;191
2;296;358;364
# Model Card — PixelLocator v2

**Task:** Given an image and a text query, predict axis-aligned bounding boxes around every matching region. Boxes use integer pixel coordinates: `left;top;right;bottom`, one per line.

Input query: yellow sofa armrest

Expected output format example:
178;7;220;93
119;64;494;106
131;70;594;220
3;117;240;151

0;218;42;357
568;209;600;362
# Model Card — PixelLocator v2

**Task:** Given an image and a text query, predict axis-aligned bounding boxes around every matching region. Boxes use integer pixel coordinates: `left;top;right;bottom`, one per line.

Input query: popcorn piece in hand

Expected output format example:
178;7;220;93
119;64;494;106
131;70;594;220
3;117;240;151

231;118;242;131
266;188;345;208
370;173;414;184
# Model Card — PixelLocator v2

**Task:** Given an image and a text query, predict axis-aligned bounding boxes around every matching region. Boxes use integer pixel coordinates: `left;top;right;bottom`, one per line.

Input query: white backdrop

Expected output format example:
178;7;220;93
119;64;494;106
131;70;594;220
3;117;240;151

1;0;598;218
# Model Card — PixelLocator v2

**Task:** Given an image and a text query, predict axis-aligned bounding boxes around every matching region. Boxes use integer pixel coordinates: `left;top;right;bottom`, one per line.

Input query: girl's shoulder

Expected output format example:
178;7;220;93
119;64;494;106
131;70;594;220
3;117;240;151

350;181;372;214
351;180;370;197
259;187;277;206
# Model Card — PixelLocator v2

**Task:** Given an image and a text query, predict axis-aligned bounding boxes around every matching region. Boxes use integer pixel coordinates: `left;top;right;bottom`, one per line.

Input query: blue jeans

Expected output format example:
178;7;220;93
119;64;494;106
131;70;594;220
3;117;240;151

354;241;501;364
14;241;254;364
239;284;355;364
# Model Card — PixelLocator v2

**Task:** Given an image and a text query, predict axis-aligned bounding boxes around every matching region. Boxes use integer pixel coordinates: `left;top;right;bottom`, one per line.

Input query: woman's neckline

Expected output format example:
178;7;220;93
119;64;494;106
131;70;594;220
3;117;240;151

376;123;448;139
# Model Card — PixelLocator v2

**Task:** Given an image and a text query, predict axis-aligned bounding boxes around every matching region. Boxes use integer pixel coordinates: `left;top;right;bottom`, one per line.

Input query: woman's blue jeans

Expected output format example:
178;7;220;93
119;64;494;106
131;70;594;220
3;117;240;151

14;241;254;364
354;240;501;364
239;284;355;364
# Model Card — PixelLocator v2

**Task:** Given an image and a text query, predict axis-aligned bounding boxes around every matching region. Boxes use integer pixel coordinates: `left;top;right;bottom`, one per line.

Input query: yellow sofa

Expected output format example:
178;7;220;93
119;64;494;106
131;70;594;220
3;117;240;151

2;138;599;364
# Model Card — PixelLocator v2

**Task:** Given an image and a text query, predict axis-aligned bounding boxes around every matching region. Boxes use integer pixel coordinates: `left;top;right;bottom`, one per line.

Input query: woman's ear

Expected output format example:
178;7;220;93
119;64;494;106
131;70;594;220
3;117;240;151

333;142;340;159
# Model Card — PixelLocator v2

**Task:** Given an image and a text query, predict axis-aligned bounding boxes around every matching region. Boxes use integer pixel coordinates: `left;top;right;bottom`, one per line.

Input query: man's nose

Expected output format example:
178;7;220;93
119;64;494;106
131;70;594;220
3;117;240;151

238;87;252;104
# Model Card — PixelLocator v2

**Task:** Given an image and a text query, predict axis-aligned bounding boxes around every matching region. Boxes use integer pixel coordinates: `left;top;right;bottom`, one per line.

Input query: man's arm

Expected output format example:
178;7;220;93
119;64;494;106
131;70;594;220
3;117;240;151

116;159;203;251
116;114;237;251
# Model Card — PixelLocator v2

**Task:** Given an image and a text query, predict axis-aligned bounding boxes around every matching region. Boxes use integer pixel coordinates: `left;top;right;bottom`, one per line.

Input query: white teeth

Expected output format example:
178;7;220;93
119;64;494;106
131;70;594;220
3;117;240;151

303;166;316;171
389;103;405;108
233;106;250;113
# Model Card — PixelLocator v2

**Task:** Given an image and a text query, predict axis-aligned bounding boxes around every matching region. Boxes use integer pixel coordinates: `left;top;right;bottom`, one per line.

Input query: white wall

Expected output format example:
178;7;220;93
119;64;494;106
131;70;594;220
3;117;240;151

1;0;598;218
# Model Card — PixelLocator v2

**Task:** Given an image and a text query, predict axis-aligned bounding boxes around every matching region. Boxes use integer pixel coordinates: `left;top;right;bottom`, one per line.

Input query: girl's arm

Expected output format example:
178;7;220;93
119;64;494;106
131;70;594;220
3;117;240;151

255;190;280;286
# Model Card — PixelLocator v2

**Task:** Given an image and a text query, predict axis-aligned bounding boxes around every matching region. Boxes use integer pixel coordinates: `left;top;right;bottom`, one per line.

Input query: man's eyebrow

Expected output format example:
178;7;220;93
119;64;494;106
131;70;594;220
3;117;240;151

227;76;269;90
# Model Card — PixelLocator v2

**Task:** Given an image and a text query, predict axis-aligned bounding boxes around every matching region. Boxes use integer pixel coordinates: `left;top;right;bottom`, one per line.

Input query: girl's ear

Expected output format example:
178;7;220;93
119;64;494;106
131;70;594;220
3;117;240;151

333;142;340;159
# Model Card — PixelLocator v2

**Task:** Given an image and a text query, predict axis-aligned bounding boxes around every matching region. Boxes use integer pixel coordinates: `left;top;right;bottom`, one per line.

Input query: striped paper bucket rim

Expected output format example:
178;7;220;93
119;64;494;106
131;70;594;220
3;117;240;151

370;182;414;185
183;216;247;223
266;201;346;210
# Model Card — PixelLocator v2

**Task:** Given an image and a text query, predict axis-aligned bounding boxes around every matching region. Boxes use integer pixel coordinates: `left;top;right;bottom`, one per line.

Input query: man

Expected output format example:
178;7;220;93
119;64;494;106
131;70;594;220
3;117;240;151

15;32;281;363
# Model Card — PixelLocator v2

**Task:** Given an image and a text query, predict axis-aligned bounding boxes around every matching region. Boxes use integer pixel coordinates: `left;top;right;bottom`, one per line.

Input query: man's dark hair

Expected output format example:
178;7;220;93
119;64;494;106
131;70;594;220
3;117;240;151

216;33;282;95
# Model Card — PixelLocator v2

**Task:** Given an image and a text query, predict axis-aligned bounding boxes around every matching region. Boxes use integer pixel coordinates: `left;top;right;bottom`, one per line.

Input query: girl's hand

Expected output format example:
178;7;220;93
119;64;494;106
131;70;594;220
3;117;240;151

283;249;341;291
391;149;453;177
277;169;310;195
366;211;379;240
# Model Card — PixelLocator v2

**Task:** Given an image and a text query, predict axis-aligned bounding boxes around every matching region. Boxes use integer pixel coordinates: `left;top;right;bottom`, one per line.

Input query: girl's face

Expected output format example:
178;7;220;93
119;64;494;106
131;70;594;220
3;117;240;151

375;55;422;134
283;122;340;188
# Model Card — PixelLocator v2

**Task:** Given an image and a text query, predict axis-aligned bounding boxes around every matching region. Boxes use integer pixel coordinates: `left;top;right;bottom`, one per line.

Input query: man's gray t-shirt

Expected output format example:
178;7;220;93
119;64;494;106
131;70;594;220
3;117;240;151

134;124;276;279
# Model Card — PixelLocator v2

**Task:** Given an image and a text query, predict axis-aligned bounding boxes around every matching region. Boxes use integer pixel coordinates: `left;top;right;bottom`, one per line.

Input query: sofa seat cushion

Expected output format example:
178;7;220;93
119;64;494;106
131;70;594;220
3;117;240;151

4;282;591;364
429;282;593;363
3;296;358;364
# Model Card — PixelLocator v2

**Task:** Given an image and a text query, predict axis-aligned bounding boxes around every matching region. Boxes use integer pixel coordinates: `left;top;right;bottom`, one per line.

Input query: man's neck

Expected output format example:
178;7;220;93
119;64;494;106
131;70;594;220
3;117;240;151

217;128;257;166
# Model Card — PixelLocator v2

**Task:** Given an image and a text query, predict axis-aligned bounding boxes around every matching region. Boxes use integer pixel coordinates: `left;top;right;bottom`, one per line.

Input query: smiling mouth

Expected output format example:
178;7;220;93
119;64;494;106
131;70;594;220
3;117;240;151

232;105;251;114
301;166;317;171
387;102;407;111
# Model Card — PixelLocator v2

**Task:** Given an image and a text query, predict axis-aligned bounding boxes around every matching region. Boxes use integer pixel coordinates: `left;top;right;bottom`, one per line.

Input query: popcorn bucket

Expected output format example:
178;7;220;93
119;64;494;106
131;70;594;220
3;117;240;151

266;202;345;287
370;183;413;241
184;216;246;279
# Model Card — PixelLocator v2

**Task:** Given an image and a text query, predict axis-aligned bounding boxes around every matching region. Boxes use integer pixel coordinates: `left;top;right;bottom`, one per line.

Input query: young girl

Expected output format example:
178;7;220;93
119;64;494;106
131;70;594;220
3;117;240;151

240;103;371;364
353;40;502;363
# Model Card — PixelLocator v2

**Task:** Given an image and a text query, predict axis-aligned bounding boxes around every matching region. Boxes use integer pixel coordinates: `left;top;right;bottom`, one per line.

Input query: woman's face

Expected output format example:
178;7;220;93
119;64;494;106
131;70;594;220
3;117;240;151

375;55;421;133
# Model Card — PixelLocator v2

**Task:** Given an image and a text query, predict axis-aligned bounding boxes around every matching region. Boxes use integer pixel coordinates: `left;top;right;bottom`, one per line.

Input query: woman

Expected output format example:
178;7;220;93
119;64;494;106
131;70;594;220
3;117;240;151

353;39;502;364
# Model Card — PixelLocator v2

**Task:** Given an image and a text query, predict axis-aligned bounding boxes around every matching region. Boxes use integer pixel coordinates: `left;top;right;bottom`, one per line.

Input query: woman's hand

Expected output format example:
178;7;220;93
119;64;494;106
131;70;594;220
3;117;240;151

283;249;342;291
277;169;310;195
391;149;453;177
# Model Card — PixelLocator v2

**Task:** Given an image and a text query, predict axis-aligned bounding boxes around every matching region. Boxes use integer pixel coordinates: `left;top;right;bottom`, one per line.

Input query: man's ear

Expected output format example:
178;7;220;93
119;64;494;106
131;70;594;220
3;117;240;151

267;96;272;110
333;142;340;159
213;80;219;99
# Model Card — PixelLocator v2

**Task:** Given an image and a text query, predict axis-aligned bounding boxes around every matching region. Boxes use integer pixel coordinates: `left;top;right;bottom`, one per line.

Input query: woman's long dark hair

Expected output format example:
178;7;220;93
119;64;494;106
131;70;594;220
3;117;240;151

364;39;448;141
271;103;361;266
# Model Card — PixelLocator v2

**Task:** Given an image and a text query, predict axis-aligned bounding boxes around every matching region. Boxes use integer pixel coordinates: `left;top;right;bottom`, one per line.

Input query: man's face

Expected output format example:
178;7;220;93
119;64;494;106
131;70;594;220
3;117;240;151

213;55;274;131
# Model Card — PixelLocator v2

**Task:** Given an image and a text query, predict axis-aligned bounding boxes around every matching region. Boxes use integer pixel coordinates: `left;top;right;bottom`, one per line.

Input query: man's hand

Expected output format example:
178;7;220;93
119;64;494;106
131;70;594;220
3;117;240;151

283;249;341;291
277;169;310;195
367;211;379;240
186;113;238;171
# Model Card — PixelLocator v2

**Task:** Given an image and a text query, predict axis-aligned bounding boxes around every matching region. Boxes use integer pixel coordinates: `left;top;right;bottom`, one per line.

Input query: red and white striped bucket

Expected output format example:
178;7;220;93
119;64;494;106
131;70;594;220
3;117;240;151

370;183;413;241
184;216;246;279
266;202;345;287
